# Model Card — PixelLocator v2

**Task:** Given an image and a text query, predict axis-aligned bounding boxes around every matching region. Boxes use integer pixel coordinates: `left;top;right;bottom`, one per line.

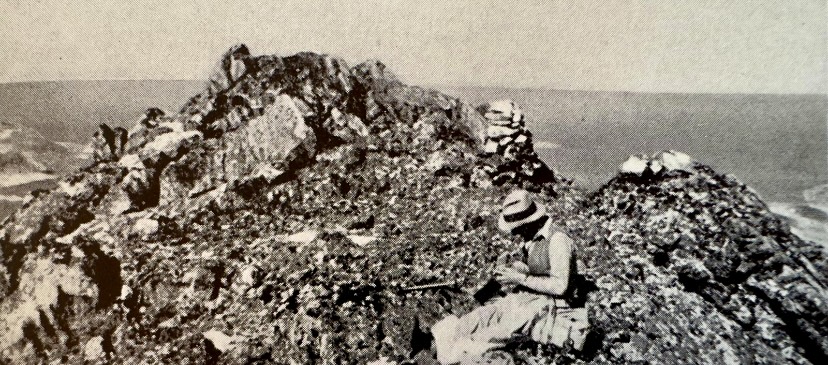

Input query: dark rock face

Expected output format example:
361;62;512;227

91;124;128;163
0;46;823;364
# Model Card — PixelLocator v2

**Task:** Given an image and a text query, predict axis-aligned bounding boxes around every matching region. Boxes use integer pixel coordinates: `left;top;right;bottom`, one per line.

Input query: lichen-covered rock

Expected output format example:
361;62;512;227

221;95;315;182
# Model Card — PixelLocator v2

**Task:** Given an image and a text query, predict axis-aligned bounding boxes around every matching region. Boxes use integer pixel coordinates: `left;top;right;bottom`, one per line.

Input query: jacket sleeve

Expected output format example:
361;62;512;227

520;232;573;296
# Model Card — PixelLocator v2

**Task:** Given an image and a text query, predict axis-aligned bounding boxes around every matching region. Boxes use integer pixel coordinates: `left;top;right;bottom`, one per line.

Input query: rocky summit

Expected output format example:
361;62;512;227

0;46;825;365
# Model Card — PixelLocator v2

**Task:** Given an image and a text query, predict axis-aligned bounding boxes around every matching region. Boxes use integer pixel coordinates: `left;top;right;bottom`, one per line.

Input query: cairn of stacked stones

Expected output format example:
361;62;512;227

482;100;526;155
477;99;558;190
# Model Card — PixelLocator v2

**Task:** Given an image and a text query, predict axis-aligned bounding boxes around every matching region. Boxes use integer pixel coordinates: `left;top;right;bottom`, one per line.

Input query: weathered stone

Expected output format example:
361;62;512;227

484;140;499;154
351;60;402;91
239;264;262;288
132;217;159;238
91;124;121;163
120;167;158;212
140;130;203;166
348;235;378;246
143;107;165;123
0;259;96;350
620;155;649;175
586;151;828;364
483;99;521;122
221;95;315;184
208;44;251;93
1;47;821;365
650;158;664;174
203;329;237;353
456;103;488;147
487;126;519;139
83;336;105;360
117;154;144;169
326;108;369;142
276;230;319;244
658;150;694;172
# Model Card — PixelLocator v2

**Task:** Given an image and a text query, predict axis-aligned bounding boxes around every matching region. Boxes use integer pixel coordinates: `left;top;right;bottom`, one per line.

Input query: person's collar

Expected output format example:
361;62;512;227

532;216;553;241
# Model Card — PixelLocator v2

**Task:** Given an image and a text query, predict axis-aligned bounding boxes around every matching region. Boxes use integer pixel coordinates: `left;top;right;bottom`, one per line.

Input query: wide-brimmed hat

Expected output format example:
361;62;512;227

498;189;547;233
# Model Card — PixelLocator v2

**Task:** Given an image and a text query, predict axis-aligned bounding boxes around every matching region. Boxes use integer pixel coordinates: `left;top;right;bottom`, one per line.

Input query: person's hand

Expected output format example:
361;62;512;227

510;261;529;274
494;266;527;285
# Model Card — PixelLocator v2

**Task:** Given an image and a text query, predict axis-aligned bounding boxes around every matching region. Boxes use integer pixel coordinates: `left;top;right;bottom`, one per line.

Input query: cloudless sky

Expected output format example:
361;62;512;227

0;0;825;94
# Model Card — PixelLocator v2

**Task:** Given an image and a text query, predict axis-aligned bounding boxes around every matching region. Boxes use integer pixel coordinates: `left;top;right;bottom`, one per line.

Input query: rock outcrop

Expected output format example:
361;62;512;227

571;154;827;364
0;46;824;365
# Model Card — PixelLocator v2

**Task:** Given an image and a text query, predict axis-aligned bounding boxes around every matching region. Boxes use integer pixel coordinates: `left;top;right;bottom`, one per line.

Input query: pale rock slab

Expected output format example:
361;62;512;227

621;155;649;175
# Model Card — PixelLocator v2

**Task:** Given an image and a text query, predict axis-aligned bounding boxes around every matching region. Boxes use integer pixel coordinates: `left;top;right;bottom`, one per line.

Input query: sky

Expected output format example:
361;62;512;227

0;0;825;94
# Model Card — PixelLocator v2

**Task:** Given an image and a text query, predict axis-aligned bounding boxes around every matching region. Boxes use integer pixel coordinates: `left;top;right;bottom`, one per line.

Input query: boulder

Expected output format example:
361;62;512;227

140;130;203;166
238;264;262;288
143;107;165;124
620;155;649;175
484;140;499;154
325;108;369;142
119;167;158;212
619;151;696;177
487;126;519;139
0;259;97;353
351;60;402;92
91;124;119;162
455;103;489;148
221;94;315;183
132;217;159;238
657;150;694;172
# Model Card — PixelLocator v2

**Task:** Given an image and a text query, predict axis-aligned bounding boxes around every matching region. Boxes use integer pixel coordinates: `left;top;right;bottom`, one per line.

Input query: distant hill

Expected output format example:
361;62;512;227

0;80;203;143
0;121;75;173
0;121;88;218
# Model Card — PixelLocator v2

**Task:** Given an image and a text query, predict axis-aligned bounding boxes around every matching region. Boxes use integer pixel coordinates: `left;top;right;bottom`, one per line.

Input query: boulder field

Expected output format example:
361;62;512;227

0;46;825;364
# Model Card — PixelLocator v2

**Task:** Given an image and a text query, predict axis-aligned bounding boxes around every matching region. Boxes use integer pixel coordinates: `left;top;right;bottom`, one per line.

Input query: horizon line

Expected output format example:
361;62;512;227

0;78;825;97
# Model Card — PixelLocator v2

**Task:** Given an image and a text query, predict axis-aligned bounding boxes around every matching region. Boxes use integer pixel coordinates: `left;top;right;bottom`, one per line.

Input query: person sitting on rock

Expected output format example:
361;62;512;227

413;189;590;364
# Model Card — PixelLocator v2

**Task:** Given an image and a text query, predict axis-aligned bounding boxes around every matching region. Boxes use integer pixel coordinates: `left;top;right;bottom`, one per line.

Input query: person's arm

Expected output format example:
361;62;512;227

518;232;572;296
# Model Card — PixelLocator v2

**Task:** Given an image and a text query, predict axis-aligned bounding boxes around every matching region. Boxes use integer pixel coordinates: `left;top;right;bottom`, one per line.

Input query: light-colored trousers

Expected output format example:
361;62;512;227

432;292;589;364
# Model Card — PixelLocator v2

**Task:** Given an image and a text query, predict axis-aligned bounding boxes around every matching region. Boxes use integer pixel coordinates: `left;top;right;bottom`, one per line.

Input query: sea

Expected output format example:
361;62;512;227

0;81;825;246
